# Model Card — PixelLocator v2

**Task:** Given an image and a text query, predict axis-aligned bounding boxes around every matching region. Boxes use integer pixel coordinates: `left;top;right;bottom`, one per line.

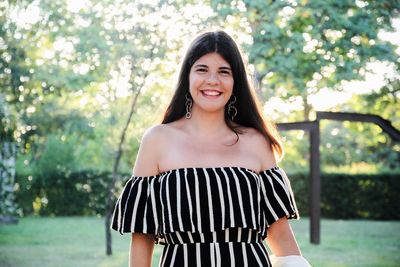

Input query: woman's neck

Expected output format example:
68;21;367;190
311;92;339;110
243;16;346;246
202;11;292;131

184;108;229;138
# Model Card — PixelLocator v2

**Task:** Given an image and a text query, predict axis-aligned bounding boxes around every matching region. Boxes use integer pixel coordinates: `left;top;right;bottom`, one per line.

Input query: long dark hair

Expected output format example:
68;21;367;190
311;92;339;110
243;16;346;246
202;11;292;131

162;30;283;159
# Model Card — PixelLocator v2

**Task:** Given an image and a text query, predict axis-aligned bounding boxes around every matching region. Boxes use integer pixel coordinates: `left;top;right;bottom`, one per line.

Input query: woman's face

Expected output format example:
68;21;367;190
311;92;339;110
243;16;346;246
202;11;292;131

189;52;234;115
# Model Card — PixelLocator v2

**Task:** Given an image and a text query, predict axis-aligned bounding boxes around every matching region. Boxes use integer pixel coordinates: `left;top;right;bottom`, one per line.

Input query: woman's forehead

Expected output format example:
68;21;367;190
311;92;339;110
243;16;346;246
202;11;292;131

193;52;231;68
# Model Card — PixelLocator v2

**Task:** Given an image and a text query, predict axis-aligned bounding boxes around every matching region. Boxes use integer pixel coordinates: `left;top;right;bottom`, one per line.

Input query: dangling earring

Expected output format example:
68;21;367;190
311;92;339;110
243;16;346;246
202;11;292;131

228;95;237;121
185;93;192;119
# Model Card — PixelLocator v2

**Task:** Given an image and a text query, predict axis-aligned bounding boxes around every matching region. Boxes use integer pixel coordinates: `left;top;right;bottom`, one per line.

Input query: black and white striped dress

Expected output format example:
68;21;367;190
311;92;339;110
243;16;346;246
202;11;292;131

111;166;298;266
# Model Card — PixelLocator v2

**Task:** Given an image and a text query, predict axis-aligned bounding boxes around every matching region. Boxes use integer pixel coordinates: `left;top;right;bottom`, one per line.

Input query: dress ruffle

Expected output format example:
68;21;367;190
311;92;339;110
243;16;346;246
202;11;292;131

110;166;298;243
258;167;299;239
111;174;160;236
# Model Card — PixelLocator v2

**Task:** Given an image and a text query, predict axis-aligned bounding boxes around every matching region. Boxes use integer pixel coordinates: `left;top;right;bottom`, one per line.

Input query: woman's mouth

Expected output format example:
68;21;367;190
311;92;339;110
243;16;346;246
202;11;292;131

201;90;222;97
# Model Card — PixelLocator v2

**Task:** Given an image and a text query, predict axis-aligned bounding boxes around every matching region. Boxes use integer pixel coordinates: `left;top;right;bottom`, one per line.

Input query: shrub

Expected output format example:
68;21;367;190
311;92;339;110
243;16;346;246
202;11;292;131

15;169;400;219
290;172;400;220
15;170;129;216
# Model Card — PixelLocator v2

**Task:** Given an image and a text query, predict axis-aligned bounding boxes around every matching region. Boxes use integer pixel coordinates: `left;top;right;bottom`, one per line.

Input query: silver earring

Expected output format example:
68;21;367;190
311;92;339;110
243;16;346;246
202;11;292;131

228;95;237;121
185;93;192;119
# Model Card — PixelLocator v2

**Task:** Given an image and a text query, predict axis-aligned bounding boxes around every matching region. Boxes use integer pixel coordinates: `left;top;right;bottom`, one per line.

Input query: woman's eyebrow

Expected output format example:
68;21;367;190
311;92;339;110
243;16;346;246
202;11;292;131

193;64;231;70
193;64;209;68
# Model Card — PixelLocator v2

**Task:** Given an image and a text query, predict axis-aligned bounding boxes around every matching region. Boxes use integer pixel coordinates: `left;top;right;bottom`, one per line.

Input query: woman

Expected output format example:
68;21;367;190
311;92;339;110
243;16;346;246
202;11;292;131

111;30;311;267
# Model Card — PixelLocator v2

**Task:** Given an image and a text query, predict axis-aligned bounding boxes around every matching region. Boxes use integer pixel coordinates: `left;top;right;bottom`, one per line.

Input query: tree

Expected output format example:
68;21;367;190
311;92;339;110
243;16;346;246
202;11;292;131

0;0;34;222
100;0;221;255
325;78;400;170
211;0;400;120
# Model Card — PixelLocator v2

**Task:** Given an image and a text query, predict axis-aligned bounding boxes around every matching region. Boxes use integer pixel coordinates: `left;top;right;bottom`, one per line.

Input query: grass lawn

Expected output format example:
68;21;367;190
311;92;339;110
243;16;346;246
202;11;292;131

0;217;399;267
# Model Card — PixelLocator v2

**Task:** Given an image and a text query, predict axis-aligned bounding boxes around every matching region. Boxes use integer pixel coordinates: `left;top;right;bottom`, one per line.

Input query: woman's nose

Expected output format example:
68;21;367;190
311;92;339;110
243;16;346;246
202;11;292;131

206;72;220;85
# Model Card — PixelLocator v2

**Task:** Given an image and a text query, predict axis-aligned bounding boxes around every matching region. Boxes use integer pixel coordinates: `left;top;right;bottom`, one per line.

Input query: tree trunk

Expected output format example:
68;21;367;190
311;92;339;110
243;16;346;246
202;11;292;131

104;52;153;255
104;83;145;255
0;141;18;224
303;92;312;121
302;91;312;166
253;70;266;103
105;210;112;254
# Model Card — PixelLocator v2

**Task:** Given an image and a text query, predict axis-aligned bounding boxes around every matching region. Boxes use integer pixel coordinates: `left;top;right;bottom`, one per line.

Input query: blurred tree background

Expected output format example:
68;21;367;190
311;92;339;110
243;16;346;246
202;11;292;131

1;0;399;226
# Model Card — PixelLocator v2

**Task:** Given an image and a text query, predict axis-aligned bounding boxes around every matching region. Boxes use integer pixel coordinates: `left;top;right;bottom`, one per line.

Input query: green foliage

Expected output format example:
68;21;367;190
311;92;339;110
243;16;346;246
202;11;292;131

323;79;400;169
3;0;219;177
15;128;136;216
211;0;400;118
319;120;400;170
341;79;399;127
34;134;77;178
14;164;400;220
23;134;78;215
289;171;400;219
280;79;400;173
15;168;129;216
0;141;18;218
2;0;400;224
279;130;310;172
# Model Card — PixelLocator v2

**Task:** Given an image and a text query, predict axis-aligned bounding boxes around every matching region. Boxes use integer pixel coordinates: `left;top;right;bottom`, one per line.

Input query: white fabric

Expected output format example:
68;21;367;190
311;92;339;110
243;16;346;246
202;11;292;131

270;255;312;267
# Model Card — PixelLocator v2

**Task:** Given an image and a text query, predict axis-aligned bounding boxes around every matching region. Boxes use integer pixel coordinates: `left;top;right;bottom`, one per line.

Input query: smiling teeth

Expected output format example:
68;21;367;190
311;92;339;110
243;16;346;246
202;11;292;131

203;90;221;96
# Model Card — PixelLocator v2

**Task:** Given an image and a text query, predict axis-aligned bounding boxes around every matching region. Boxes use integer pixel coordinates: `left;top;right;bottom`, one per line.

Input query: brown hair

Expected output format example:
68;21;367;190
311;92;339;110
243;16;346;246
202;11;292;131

162;30;283;160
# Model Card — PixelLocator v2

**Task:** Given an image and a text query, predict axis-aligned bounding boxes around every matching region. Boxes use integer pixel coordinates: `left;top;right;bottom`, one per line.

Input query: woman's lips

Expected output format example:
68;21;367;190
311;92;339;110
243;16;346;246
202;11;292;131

201;90;222;97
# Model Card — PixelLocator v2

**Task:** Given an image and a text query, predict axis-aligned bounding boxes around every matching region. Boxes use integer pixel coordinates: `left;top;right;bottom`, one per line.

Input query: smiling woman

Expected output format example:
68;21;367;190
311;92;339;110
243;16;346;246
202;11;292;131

110;30;311;267
189;52;234;114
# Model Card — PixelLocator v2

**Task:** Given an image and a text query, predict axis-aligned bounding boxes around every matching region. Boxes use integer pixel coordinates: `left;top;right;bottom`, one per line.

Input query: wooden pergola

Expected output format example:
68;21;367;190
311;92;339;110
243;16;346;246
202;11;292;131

277;111;400;244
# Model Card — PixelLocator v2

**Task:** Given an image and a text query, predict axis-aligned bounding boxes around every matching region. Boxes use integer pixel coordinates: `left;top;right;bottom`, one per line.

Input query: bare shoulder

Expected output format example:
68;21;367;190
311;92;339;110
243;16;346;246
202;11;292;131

141;124;170;143
240;127;268;146
241;127;277;170
133;124;171;176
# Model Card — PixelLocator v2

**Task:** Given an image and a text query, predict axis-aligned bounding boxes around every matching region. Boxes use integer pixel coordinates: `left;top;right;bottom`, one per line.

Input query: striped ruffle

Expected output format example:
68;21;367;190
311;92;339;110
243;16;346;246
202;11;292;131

111;166;298;242
111;174;160;236
259;167;299;239
159;167;261;234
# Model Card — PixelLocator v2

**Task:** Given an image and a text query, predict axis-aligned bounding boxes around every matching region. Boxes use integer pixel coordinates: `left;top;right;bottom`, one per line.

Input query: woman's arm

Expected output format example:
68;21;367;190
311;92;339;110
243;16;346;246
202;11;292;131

130;233;156;267
252;130;310;265
266;217;301;256
129;126;164;266
266;219;312;267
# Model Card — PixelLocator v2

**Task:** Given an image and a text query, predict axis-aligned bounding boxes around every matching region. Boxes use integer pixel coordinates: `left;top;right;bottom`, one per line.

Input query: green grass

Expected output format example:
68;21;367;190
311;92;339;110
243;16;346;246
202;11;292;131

0;217;399;267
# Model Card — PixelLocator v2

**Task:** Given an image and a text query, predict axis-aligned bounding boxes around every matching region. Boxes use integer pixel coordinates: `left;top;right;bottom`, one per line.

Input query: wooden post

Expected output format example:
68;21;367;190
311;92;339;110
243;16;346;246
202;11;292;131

276;111;400;245
277;121;321;244
310;122;320;244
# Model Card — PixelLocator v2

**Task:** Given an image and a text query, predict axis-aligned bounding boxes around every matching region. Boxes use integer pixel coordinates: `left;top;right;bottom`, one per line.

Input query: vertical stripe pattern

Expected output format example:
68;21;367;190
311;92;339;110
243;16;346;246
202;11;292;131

111;166;298;265
259;167;299;239
159;239;271;266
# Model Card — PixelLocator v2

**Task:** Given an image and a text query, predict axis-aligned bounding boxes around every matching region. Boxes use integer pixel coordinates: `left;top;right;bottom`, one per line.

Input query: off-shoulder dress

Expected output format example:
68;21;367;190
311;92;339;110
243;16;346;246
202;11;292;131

111;166;298;266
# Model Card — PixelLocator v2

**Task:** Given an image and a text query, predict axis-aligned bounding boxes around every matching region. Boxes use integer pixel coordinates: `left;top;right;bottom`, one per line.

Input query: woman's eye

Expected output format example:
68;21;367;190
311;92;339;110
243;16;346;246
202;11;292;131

196;68;207;72
220;70;231;75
